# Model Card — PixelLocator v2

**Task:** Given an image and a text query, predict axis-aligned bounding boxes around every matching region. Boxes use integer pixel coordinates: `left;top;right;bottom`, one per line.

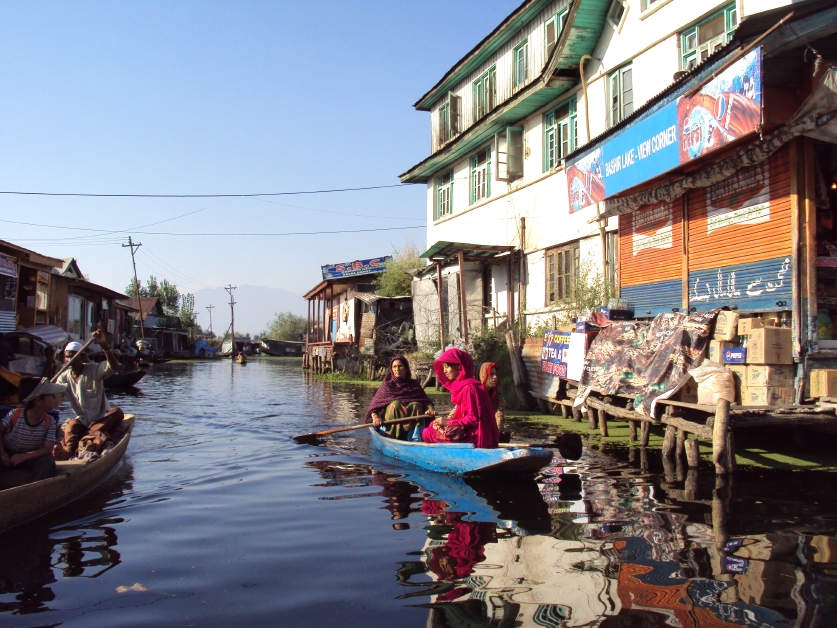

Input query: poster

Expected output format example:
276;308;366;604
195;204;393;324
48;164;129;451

540;330;571;377
321;256;392;280
567;48;763;212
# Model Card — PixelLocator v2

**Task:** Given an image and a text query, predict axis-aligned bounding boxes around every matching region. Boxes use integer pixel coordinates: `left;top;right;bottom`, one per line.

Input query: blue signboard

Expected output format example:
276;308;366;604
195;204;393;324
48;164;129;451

540;330;571;378
321;256;392;280
567;48;763;212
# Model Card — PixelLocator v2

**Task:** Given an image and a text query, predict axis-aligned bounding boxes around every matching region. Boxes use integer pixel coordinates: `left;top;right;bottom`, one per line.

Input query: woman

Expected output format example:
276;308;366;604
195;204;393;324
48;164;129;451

478;362;506;434
422;348;499;448
366;356;434;441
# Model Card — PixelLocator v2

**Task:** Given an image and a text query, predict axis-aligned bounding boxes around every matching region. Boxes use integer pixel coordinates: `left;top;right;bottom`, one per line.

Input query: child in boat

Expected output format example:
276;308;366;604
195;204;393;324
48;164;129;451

422;348;499;448
478;362;506;435
366;355;435;441
0;377;64;483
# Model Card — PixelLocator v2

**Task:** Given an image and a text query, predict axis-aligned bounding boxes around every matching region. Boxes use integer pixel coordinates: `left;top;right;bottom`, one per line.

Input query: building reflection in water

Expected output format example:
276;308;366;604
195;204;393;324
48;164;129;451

306;448;837;627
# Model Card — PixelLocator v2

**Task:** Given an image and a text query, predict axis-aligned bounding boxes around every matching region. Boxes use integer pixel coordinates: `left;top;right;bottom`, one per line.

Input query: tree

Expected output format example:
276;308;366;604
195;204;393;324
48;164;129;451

263;312;307;341
374;241;422;297
179;293;198;331
125;275;181;314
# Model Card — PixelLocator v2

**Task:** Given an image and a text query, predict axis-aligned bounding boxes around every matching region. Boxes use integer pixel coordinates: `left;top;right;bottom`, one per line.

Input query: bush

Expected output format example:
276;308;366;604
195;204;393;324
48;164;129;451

374;241;422;297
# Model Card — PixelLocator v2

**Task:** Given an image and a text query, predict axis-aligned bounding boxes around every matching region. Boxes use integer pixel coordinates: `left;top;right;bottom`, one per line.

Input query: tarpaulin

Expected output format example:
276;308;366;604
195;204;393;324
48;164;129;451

575;309;720;417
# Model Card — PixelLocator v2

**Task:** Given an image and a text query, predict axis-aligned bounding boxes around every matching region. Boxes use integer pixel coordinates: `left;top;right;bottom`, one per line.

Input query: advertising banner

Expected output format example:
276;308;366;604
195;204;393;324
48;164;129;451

321;256;392;280
540;330;571;377
567;48;762;213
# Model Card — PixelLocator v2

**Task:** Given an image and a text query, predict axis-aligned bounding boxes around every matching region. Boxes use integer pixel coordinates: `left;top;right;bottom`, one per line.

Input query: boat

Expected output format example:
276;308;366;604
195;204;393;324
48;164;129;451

236;354;248;364
0;414;135;532
368;428;553;476
104;369;147;388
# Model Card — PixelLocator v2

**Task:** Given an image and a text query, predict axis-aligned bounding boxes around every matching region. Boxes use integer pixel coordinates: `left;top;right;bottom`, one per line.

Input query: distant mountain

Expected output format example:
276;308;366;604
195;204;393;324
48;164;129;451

193;284;305;336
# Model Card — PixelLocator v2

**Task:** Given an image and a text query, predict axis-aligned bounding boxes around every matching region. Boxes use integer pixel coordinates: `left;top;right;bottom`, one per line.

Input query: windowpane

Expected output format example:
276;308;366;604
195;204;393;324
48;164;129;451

698;13;726;44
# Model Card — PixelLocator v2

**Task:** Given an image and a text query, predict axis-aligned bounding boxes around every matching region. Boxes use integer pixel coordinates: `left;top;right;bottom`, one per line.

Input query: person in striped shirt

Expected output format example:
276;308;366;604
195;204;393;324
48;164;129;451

0;377;65;484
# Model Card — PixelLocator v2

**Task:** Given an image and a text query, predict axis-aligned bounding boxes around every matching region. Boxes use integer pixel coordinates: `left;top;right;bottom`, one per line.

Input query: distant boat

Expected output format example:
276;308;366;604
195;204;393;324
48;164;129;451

368;428;553;476
236;353;248;365
104;369;147;388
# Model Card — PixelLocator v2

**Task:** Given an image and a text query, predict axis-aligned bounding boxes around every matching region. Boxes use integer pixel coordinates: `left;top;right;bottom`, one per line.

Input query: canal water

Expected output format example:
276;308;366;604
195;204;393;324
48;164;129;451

1;359;836;627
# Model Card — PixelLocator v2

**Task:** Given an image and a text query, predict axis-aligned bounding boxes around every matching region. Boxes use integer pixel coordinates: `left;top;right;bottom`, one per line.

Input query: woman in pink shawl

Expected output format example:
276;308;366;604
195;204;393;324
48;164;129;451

422;348;499;448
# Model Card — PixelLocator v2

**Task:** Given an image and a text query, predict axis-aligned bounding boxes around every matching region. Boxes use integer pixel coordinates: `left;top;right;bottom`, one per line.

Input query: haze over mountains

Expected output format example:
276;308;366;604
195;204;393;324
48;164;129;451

193;284;305;337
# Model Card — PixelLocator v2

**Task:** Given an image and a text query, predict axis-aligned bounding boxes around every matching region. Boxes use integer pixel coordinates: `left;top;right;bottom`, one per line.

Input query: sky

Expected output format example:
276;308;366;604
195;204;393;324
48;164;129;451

0;0;517;330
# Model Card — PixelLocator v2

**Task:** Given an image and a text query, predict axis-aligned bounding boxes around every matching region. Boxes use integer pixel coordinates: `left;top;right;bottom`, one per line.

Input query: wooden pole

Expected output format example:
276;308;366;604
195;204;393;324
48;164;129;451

123;236;145;339
640;420;650;446
505;329;534;409
518;217;525;331
597;407;609;437
436;262;445;350
458;251;468;344
713;399;732;475
676;428;687;457
685;438;700;468
225;285;236;357
572;406;582;423
628;420;637;441
506;254;514;330
662;425;677;457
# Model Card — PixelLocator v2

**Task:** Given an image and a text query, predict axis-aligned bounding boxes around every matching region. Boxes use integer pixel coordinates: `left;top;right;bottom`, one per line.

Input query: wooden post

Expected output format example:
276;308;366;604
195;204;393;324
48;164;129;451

458;251;468;344
587;408;597;429
662;454;676;485
506;254;514;330
712;474;730;549
597;408;608;437
628;421;637;441
436;262;446;350
505;330;534;409
518;217;526;329
640;446;648;472
685;438;700;468
685;469;699;501
640;420;650;446
571;406;582;422
676;428;687;457
713;399;732;475
662;425;677;457
559;404;568;419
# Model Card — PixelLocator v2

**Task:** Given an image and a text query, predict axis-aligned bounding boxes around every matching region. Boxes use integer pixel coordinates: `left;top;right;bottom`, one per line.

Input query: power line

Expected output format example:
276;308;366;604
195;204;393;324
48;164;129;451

0;183;408;198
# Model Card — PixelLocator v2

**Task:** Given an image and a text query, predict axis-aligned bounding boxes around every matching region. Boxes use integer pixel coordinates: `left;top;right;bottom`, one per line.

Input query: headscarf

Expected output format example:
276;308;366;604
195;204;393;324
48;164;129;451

479;362;499;406
433;348;479;403
365;355;432;420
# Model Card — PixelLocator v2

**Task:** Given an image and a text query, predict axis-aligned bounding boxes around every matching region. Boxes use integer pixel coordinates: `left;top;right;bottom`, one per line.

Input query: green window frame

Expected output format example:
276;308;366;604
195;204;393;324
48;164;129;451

641;0;666;11
608;64;633;128
681;4;738;70
436;171;453;220
473;67;496;121
470;147;491;205
543;97;577;171
436;92;461;146
544;7;569;57
546;243;580;304
438;102;450;144
513;39;529;87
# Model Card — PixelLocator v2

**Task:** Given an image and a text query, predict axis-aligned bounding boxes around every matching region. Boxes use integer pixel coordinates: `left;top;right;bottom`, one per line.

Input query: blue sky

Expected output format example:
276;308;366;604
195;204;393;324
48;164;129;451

0;1;514;316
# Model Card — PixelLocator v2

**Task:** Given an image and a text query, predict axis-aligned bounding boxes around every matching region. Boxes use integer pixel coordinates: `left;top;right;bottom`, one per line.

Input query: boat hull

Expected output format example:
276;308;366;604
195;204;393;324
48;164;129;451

104;370;146;388
0;415;135;532
368;428;552;476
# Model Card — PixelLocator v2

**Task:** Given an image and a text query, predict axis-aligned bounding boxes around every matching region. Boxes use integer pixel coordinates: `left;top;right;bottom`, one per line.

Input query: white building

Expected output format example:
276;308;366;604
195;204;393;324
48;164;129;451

401;0;799;347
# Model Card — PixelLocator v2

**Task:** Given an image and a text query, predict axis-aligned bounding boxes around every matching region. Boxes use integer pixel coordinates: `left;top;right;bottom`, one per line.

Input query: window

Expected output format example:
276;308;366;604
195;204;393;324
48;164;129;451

608;64;633;127
495;126;524;181
641;0;667;11
68;295;83;339
470;147;491;204
546;244;580;304
513;40;529;87
436;92;461;146
544;8;569;57
681;5;738;70
607;0;626;28
544;98;577;171
436;170;453;219
473;67;496;120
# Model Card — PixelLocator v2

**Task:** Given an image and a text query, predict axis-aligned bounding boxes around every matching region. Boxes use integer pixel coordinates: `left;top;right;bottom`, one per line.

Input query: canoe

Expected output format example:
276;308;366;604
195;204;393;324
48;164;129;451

368;428;553;476
0;415;135;532
104;369;146;389
236;354;248;364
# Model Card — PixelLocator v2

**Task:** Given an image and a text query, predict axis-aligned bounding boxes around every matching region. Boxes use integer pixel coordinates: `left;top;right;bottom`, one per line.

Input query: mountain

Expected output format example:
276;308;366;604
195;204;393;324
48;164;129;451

193;284;305;337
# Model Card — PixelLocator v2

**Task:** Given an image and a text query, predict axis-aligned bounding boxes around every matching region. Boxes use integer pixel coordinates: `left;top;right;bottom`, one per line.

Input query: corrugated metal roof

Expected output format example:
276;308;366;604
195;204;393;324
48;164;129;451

5;325;71;348
420;241;516;262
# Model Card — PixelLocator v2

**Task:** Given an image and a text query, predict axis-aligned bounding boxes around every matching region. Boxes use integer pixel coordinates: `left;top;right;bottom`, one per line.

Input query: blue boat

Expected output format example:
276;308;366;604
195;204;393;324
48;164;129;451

368;428;553;476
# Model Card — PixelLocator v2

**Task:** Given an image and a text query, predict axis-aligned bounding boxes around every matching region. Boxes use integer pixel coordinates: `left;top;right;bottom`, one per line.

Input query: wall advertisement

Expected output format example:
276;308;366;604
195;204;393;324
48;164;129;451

566;48;762;213
321;256;392;280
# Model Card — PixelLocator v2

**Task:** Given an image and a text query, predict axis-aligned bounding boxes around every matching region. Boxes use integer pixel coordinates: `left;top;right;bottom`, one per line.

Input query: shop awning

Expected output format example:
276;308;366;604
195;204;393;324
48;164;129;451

4;325;71;348
420;241;516;264
591;66;837;223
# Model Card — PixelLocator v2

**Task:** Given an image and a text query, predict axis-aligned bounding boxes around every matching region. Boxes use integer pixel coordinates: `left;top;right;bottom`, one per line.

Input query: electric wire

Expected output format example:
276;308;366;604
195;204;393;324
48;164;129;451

0;183;407;198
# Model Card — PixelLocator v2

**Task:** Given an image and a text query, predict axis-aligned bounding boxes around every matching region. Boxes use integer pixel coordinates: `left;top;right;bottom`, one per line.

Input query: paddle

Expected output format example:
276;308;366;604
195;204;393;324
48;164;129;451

293;413;432;444
51;336;97;383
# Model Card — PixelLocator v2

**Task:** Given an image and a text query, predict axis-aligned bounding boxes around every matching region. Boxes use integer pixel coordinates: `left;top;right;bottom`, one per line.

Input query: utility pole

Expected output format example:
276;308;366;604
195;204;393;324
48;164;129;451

225;285;237;356
123;236;145;339
206;305;215;335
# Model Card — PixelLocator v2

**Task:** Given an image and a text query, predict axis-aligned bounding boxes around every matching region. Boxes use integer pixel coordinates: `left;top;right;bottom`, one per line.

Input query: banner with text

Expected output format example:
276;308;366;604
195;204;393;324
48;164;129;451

321;256;392;280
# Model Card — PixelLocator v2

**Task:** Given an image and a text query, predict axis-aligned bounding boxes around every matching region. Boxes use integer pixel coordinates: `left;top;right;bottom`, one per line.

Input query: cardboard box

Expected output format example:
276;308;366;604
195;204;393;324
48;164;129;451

708;340;734;363
743;386;795;406
723;347;747;364
714;311;740;341
727;365;747;403
575;321;601;333
810;369;837;398
676;377;698;403
746;327;793;364
599;307;633;321
738;317;766;336
747;364;795;388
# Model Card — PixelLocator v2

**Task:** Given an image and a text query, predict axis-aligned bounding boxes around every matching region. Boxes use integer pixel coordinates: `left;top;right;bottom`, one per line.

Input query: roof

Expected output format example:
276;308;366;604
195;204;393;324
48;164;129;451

401;0;610;183
114;299;140;312
0;240;63;269
55;258;84;278
4;325;71;348
123;296;162;320
66;277;129;300
350;291;412;305
420;241;516;264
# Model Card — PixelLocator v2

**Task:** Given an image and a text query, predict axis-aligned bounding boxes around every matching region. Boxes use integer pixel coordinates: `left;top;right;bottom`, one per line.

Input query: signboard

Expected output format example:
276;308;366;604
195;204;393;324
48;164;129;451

0;255;17;279
540;330;571;377
567;48;762;213
321;256;392;280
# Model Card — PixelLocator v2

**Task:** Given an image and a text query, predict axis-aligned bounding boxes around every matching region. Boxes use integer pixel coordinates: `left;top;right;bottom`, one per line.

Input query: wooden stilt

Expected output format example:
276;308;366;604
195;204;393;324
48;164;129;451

640;421;650;447
628;447;636;463
685;438;700;468
676;428;686;457
662;425;677;457
676;454;685;482
685;469;699;501
629;420;637;442
587;409;597;429
712;474;730;548
572;406;582;423
662;454;676;485
597;409;608;437
640;446;648;472
713;399;732;475
559;404;568;419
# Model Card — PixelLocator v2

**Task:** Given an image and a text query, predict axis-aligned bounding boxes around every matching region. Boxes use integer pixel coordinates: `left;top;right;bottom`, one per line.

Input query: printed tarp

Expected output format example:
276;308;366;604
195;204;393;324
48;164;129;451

575;310;719;417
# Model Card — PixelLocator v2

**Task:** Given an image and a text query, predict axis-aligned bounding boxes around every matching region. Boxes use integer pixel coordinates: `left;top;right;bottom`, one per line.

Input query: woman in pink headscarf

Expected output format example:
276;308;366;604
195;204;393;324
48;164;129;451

422;348;499;448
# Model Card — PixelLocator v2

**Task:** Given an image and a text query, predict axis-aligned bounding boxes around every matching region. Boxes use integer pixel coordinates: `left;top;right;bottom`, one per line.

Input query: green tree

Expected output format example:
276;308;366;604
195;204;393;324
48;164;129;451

125;275;181;314
179;293;197;331
374;241;422;297
263;312;307;341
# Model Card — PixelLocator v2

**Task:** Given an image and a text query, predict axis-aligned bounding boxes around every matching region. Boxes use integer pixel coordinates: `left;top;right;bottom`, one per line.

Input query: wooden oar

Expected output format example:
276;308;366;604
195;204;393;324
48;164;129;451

293;414;431;444
51;336;97;383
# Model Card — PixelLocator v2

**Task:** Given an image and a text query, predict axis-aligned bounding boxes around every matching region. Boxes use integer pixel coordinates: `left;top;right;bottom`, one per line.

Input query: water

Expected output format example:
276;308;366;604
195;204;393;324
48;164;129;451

1;359;836;626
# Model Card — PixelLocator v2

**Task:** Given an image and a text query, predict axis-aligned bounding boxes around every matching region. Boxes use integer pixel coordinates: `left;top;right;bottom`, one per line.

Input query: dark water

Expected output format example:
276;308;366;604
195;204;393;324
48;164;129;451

1;360;836;627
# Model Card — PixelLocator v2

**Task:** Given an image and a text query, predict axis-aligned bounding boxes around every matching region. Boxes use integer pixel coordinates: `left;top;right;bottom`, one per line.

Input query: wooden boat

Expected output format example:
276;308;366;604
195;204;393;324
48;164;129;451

236;354;248;365
104;369;147;389
368;428;553;476
0;415;135;532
